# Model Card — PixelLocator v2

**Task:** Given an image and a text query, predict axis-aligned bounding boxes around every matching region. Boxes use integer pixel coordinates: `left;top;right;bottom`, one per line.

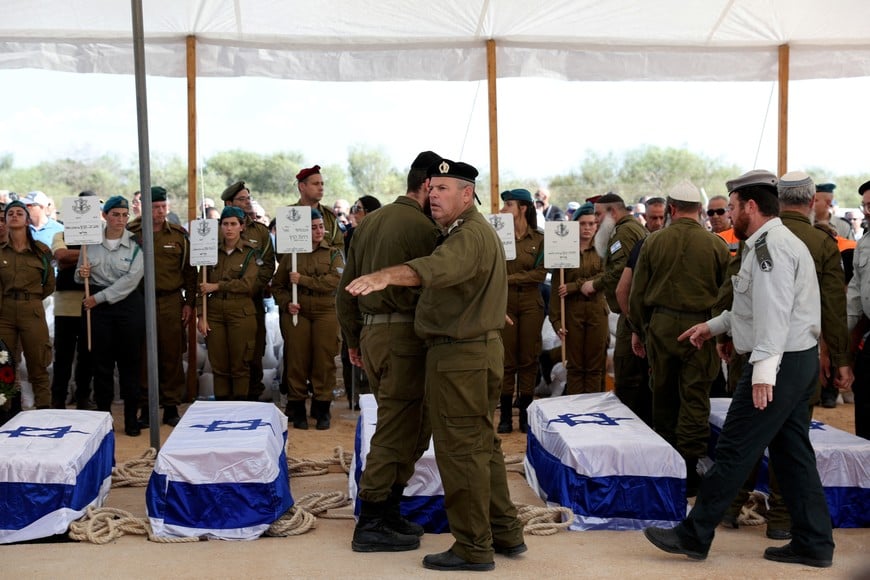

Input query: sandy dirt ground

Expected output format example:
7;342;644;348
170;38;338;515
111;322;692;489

4;396;869;579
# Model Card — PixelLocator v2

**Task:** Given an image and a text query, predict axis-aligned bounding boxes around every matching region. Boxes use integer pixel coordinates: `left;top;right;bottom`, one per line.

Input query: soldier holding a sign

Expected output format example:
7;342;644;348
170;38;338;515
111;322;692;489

497;188;545;434
273;208;344;430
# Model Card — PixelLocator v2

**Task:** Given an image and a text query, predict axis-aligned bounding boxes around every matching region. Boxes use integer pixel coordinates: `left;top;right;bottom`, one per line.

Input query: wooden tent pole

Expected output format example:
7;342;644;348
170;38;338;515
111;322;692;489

486;39;499;213
186;35;199;402
777;44;789;177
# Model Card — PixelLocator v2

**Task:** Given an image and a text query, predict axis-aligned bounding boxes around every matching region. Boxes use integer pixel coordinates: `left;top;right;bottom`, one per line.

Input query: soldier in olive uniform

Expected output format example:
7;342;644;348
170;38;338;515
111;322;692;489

273;209;343;430
498;188;546;434
294;165;344;252
196;206;260;400
581;193;650;423
338;151;441;553
628;182;730;496
128;186;197;426
221;181;276;401
723;171;853;538
550;202;608;394
0;200;55;409
347;159;525;573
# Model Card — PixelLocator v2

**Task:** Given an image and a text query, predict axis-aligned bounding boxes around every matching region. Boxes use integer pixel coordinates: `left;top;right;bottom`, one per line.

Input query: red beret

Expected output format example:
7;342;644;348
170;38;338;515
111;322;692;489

296;165;321;182
585;195;602;204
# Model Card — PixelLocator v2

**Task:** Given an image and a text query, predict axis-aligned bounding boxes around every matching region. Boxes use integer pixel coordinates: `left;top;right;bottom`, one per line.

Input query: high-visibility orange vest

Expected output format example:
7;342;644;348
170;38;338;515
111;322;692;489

716;228;739;256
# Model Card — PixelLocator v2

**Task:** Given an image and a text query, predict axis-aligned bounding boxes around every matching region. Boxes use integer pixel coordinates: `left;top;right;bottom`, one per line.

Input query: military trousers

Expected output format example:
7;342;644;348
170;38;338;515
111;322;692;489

249;292;267;396
852;340;870;440
154;291;187;406
426;335;524;564
280;296;338;403
676;345;835;561
613;314;651;424
0;296;52;408
562;297;609;395
206;295;255;399
357;321;430;503
501;287;544;397
51;314;92;404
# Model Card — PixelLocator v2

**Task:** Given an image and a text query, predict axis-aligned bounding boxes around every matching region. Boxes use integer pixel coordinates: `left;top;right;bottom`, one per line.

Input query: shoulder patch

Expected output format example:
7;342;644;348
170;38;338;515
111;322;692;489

609;240;622;255
754;231;773;272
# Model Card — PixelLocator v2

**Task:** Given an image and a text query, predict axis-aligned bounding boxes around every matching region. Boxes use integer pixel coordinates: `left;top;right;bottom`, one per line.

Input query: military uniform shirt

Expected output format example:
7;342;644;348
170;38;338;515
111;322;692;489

336;195;439;349
242;217;276;293
408;207;507;341
128;218;197;305
75;227;143;305
0;239;55;298
293;201;344;253
507;229;545;287
592;214;647;312
707;218;820;385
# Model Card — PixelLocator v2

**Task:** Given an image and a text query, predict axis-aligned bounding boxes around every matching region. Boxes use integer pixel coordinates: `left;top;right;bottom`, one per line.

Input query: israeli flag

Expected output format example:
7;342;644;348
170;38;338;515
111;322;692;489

708;398;870;528
0;410;114;544
146;401;293;540
525;392;686;531
350;394;448;533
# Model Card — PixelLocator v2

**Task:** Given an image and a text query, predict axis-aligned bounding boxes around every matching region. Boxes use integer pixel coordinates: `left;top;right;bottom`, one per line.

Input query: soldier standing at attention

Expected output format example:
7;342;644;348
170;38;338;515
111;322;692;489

628;181;730;496
580;193;649;423
294;165;344;252
644;169;835;569
128;186;197;426
497;188;546;434
338;151;442;553
221;181;276;401
347;159;525;573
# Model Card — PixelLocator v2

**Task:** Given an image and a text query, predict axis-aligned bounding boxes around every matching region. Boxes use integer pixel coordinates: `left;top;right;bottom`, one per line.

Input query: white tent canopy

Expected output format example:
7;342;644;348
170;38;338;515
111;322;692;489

2;0;869;81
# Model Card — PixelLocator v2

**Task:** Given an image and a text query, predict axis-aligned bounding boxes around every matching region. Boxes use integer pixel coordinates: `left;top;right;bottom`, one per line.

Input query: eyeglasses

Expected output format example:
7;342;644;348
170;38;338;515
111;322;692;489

234;195;252;202
707;208;727;217
350;204;363;214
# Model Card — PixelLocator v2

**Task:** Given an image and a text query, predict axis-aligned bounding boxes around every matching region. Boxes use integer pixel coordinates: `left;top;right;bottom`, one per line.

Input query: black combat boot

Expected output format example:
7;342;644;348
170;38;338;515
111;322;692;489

517;395;533;434
352;499;420;552
285;400;308;430
162;405;180;427
384;484;424;536
313;399;331;430
123;399;141;437
497;395;513;434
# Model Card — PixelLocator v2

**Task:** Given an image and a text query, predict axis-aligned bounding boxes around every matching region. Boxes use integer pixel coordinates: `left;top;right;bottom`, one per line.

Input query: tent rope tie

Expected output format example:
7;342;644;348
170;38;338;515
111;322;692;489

736;491;768;526
289;446;352;477
516;504;574;536
68;506;200;544
111;448;157;487
266;491;354;536
504;453;525;474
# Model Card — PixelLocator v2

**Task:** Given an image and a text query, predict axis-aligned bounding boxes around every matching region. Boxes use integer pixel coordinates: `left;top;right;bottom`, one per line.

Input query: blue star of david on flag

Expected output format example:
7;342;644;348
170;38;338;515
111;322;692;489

0;425;90;438
189;418;272;432
547;412;634;427
809;420;826;431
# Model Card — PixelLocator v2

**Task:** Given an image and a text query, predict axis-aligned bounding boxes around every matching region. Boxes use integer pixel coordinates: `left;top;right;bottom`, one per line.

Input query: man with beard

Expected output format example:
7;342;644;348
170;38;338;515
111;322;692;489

644;169;835;569
581;192;650;423
628;182;729;497
346;159;525;572
846;179;870;440
337;151;442;553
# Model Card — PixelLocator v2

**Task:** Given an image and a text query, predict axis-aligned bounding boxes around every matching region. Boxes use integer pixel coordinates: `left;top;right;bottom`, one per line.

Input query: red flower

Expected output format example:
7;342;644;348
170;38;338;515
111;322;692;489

0;366;14;384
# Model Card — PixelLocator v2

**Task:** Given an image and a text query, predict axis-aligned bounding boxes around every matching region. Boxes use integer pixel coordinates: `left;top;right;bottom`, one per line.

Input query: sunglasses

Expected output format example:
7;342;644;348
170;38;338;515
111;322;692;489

707;208;727;217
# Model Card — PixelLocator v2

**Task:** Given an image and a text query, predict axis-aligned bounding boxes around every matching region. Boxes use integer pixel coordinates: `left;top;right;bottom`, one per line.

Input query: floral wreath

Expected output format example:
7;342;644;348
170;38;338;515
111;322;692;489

0;339;17;408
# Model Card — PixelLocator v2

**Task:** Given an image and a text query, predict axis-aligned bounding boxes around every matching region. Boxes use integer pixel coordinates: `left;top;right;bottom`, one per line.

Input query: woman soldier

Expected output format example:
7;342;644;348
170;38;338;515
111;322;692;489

497;188;546;434
76;196;144;435
197;206;259;400
0;200;55;410
549;202;608;394
273;208;343;430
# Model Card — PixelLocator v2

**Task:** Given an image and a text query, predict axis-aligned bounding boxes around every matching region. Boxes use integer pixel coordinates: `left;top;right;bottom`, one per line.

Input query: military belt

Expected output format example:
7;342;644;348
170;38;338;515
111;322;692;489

5;290;41;300
653;306;709;320
298;288;334;297
156;288;181;298
426;329;500;348
363;312;413;325
209;292;249;300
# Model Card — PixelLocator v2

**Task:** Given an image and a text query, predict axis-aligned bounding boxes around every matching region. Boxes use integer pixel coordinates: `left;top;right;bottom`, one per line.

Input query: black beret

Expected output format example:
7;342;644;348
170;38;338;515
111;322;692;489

816;183;836;193
427;158;478;183
411;151;442;170
858;180;870;196
221;181;247;202
596;192;624;205
151;186;167;203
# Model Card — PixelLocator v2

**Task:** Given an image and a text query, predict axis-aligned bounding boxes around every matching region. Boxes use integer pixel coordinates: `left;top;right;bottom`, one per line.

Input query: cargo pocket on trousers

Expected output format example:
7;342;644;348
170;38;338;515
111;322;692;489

433;351;489;456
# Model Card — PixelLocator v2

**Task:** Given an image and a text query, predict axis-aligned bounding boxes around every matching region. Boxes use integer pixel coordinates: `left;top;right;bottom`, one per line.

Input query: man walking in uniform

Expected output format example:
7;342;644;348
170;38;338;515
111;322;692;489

846;179;870;440
221;181;276;400
347;159;525;572
628;181;729;496
644;169;835;568
338;151;442;552
580;193;649;423
128;186;197;426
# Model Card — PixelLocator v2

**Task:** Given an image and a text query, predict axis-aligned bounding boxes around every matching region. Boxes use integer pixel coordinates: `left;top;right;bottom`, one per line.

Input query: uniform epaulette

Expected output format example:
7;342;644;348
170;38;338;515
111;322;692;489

813;222;838;241
167;221;189;238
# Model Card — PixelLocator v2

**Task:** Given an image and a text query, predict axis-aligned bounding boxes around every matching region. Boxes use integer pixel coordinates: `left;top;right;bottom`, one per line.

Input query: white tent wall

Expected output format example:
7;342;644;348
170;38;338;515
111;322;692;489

2;0;870;81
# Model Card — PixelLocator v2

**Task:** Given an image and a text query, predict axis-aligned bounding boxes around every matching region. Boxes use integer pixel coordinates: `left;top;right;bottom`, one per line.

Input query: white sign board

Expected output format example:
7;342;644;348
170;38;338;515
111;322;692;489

544;221;580;269
60;197;103;245
275;207;313;254
485;213;516;261
189;219;219;267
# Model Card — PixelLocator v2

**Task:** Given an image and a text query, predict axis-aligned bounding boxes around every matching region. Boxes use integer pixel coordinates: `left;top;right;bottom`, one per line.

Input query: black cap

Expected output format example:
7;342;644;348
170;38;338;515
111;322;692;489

427;158;478;183
596;192;624;204
859;180;870;196
151;186;167;203
816;183;836;193
411;151;441;171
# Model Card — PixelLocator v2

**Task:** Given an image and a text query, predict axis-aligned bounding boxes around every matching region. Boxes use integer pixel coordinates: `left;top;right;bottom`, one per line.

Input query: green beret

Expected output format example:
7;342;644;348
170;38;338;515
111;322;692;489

311;208;323;220
573;202;595;219
500;188;534;203
103;195;129;213
221;181;247;202
816;182;836;193
151;186;167;203
220;206;245;222
4;199;29;218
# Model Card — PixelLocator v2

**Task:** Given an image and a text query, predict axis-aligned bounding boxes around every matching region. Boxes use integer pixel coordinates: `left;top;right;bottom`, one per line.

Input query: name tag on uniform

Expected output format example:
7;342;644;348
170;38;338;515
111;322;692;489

610;240;622;255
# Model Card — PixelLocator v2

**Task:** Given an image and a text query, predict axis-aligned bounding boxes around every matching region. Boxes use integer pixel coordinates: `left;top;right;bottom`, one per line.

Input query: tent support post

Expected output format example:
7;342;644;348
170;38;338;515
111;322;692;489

486;39;499;213
778;44;789;177
185;35;199;402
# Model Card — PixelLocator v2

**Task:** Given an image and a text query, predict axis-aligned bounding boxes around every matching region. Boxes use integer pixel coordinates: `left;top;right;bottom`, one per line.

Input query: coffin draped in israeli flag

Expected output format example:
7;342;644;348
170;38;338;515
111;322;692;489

525;392;686;531
146;401;293;540
708;398;870;528
0;410;114;544
349;394;448;533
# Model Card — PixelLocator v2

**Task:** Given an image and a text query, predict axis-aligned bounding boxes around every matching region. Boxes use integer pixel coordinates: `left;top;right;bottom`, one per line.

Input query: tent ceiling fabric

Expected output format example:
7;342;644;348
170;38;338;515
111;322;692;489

1;0;869;81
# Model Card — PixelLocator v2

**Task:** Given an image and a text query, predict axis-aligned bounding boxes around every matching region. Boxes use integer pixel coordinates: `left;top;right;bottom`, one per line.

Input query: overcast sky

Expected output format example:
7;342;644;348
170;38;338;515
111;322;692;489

1;69;868;188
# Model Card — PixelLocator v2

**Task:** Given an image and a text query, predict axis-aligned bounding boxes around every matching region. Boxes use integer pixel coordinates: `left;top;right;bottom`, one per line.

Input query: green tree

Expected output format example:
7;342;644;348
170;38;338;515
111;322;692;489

347;144;403;201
